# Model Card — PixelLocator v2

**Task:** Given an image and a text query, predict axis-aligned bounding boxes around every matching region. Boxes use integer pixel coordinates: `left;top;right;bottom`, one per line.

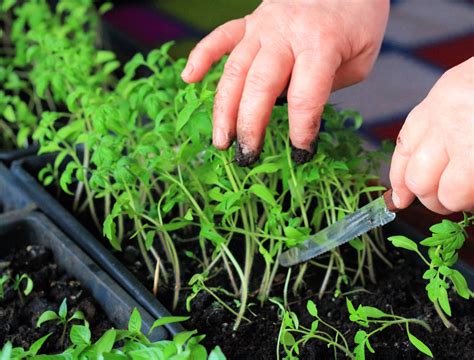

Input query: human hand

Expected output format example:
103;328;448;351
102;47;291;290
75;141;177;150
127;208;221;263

390;58;474;214
181;0;389;165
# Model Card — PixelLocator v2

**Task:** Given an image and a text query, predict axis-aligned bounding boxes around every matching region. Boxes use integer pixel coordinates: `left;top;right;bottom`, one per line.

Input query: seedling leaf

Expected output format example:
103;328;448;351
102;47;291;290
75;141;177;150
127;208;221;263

18;274;33;296
70;325;91;346
248;184;277;207
209;346;226;360
29;333;52;355
387;236;418;252
59;298;68;319
306;300;318;317
37;311;60;328
282;332;296;346
360;306;388;319
149;316;190;334
69;311;85;322
0;342;12;360
95;329;117;354
407;327;433;358
128;308;142;333
450;270;470;299
247;163;281;178
437;287;452;316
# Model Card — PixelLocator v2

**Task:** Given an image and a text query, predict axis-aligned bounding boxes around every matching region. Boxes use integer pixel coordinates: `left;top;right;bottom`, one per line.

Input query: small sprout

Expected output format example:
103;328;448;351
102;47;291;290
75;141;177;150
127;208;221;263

37;298;86;346
12;274;34;303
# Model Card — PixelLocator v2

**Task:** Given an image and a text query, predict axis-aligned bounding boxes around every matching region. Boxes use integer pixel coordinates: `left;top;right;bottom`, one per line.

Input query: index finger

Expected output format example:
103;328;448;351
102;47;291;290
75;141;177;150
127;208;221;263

181;19;246;83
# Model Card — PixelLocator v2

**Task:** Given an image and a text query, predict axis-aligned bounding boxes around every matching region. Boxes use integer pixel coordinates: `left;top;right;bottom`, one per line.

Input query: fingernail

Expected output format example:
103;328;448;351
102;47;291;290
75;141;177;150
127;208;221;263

181;63;194;79
213;128;228;149
291;138;318;164
392;190;401;208
235;141;260;167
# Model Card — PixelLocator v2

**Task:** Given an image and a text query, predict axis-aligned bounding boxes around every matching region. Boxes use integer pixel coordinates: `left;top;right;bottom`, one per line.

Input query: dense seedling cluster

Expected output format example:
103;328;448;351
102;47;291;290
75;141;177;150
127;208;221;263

0;0;112;150
2;0;394;330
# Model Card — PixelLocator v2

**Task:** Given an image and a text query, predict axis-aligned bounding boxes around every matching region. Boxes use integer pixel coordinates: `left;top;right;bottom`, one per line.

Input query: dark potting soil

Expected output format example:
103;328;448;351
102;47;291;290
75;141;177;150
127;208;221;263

182;249;474;360
25;163;474;359
0;244;112;353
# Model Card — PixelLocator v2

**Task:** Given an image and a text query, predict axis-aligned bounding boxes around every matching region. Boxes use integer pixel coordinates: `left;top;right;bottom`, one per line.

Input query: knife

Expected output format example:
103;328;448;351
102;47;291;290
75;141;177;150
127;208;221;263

279;189;400;267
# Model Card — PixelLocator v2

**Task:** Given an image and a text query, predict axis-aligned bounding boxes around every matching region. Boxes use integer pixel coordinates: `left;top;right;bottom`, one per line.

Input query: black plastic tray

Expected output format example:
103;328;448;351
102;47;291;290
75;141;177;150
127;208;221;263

0;145;38;165
0;162;35;214
0;211;167;340
11;155;185;336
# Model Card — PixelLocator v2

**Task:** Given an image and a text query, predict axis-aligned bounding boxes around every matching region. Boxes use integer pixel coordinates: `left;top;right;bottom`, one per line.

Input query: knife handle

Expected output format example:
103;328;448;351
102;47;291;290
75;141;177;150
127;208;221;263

383;189;400;213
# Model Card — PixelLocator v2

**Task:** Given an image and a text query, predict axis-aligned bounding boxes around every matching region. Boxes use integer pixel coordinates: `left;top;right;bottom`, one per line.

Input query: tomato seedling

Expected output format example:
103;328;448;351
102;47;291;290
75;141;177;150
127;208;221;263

346;298;433;359
36;298;86;346
273;298;353;360
388;213;474;329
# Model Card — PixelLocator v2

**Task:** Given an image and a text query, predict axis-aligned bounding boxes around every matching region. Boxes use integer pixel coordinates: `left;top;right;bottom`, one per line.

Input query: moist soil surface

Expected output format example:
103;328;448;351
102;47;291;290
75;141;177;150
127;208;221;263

183;250;474;360
26;160;474;359
0;244;112;353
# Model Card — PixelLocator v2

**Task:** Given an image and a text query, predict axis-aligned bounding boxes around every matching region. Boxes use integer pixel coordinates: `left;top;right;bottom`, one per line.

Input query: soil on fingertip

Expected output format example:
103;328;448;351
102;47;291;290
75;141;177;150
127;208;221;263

234;142;260;167
291;139;318;165
0;245;112;353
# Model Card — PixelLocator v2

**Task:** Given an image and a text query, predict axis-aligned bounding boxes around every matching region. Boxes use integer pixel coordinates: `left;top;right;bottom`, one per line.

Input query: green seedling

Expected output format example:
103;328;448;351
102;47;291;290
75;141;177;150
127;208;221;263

186;273;251;327
388;214;474;329
0;0;110;150
36;298;86;346
272;298;353;360
0;273;33;304
346;298;433;359
3;308;225;359
12;273;33;305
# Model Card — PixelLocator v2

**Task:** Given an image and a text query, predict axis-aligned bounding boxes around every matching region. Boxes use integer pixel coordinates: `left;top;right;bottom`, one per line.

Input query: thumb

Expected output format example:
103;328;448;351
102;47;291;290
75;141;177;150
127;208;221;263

389;106;429;209
389;133;417;209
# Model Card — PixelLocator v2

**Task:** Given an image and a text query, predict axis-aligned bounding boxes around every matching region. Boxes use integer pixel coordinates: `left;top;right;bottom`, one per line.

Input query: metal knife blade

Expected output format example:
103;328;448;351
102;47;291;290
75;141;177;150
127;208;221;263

279;190;398;267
